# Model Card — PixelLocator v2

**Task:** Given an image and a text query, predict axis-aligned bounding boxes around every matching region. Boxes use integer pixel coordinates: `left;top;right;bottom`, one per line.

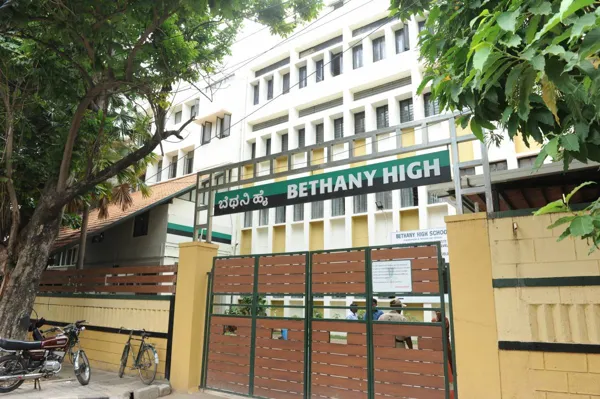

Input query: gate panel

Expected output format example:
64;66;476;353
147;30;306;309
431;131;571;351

311;321;368;399
206;316;252;394
254;318;306;399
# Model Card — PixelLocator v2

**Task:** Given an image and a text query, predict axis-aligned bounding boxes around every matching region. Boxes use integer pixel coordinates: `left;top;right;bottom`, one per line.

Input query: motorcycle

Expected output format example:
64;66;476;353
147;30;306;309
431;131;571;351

0;315;90;393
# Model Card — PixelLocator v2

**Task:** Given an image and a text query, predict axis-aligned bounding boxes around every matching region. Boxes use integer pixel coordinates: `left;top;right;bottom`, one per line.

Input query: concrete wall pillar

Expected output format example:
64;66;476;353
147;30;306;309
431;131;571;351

445;213;502;399
170;241;219;392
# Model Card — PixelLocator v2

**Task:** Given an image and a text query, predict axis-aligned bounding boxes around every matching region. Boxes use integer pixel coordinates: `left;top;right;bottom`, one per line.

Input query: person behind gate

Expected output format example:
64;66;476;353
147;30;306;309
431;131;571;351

378;299;413;349
363;298;383;320
346;302;359;320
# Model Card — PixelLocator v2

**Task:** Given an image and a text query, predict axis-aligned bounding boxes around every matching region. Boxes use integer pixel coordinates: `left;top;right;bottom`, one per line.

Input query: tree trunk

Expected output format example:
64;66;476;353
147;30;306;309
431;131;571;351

76;205;89;270
0;202;62;339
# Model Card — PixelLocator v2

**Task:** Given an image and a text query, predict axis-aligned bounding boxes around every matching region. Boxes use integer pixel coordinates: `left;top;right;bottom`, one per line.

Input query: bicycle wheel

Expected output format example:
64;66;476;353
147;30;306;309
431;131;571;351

137;345;157;385
0;355;26;393
74;351;91;386
118;344;130;378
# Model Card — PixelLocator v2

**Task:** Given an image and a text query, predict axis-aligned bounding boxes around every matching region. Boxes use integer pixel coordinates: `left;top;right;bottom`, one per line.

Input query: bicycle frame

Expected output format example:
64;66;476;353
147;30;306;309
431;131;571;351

123;330;153;369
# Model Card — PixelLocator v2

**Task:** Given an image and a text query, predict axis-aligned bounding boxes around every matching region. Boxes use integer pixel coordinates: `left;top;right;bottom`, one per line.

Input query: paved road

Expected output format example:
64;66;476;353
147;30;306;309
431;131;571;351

2;364;169;399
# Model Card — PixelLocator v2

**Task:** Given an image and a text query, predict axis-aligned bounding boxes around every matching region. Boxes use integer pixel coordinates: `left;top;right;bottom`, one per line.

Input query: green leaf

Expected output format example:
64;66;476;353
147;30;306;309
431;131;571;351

518;67;538;119
545;137;560;160
575;123;590;141
541;75;560;124
570;13;597;41
505;65;524;98
569;216;595;237
502;34;522;48
544;45;566;56
526;15;541;44
531;55;546;71
565;181;596;204
548;216;576;229
470;118;484;141
530;1;552;15
534;147;548;170
534;199;568;215
560;134;580;152
501;107;513;123
532;0;594;43
497;10;520;32
579;27;600;59
557;227;571;241
473;44;492;71
521;47;536;60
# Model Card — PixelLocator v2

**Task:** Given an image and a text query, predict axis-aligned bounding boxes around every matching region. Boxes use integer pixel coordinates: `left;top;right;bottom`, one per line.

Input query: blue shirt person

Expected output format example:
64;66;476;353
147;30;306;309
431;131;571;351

363;298;383;320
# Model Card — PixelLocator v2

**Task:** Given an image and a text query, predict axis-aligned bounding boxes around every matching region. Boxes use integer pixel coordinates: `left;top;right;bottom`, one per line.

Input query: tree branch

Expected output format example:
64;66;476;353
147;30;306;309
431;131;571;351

125;8;171;81
62;116;196;206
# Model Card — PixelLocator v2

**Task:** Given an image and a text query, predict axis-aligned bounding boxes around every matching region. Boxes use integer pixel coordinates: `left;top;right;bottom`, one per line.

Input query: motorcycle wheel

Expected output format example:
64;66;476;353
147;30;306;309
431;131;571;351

74;351;91;386
0;355;26;393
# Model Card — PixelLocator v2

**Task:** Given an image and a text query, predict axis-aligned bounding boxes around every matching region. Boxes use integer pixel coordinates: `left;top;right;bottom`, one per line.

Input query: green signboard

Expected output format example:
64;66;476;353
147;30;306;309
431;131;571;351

214;150;451;216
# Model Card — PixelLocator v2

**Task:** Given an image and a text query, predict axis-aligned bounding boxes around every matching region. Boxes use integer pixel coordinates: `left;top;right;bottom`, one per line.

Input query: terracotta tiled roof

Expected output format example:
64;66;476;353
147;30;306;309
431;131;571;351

53;174;197;252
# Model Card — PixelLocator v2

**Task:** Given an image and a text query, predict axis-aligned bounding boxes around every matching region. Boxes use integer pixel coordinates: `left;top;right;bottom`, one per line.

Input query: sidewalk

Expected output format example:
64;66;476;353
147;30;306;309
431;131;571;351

2;364;171;399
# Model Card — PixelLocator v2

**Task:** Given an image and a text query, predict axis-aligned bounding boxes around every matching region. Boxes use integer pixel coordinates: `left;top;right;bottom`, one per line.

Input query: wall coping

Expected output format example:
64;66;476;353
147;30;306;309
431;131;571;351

445;213;488;223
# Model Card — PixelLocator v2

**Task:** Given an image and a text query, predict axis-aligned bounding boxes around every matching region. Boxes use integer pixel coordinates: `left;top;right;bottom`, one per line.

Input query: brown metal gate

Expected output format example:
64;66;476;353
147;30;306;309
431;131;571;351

201;243;456;399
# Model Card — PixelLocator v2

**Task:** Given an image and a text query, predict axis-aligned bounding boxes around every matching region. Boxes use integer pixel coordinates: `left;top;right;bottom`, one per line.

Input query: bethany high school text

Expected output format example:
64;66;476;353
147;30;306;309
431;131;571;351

287;158;442;199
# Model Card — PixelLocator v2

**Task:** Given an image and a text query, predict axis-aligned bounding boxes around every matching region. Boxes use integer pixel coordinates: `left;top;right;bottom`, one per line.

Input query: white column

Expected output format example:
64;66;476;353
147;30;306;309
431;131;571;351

367;194;377;246
324;51;333;81
418;186;428;229
385;25;396;60
303;203;310;249
345;198;353;246
363;37;374;68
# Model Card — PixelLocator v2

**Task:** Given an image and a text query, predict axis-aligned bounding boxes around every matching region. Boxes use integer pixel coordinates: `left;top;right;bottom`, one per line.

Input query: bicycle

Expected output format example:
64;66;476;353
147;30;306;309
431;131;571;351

117;328;158;385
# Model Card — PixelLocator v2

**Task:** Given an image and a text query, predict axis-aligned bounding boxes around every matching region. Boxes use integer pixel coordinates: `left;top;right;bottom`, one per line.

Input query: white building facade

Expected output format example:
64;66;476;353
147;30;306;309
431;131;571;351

148;0;544;319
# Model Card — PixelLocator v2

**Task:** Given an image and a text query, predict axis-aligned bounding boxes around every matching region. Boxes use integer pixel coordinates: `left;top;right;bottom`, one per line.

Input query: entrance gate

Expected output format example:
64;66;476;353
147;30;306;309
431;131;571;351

201;243;456;399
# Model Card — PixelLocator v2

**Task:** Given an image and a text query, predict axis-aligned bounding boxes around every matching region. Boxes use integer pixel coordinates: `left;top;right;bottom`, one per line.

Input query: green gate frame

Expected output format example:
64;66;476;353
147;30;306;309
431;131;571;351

200;242;458;399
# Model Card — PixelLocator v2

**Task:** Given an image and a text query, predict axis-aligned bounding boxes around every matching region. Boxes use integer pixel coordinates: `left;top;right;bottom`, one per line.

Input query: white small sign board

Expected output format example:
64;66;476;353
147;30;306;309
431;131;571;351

372;260;412;293
390;227;449;263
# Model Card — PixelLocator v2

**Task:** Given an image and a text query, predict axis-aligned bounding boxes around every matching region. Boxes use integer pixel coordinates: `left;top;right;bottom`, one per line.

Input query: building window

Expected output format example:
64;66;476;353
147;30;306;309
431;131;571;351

316;60;324;82
354;194;368;213
190;104;197;118
428;192;442;204
400;187;419;207
253;83;260;105
299;66;308;88
202;122;212;144
298;129;306;148
418;21;426;32
518;156;537;169
331;198;345;216
376;105;389;129
331;53;342;76
281;133;289;152
490;160;508;172
267;78;274;100
399;99;414;123
395;27;410;53
133;211;150;237
316;123;324;144
312;201;324;219
174;111;182;124
376;191;393;210
334;118;344;139
185;150;194;174
293;204;304;221
259;208;269;226
200;180;209;205
220;114;231;138
353;45;363;69
424;93;440;117
354;112;365;134
373;37;386;62
169;155;178;178
265;138;272;156
251;142;256;159
53;246;79;268
275;206;286;224
460;167;476;176
156;160;163;182
244;211;253;228
282;73;290;94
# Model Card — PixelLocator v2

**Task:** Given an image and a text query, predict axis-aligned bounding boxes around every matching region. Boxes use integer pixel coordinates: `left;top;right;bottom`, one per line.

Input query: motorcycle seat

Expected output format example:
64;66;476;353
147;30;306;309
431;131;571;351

0;338;43;351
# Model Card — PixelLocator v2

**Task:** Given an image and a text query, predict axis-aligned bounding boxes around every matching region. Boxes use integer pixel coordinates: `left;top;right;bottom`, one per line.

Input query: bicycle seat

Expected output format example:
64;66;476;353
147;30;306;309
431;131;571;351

0;338;42;351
